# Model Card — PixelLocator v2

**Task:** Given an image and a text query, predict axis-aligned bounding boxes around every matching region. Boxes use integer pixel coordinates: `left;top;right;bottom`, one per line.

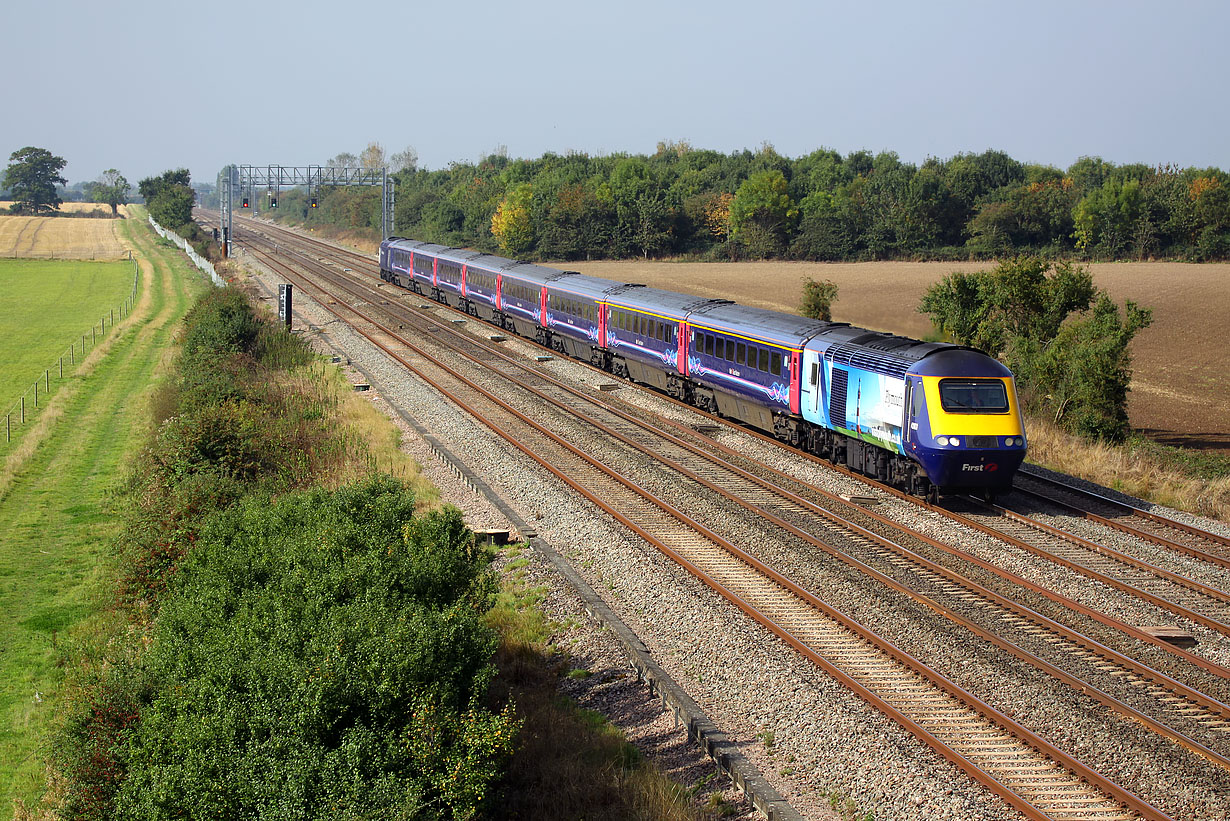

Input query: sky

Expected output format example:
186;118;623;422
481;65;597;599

3;0;1228;188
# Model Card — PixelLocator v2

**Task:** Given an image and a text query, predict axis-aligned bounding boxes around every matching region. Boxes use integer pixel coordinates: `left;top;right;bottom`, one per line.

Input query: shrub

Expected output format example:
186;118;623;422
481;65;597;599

73;479;517;820
800;277;838;321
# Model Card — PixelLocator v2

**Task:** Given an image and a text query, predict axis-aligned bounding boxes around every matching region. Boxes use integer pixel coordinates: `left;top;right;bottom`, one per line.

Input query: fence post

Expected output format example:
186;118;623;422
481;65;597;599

59;357;63;379
34;382;37;409
20;396;24;425
45;369;49;392
5;414;8;442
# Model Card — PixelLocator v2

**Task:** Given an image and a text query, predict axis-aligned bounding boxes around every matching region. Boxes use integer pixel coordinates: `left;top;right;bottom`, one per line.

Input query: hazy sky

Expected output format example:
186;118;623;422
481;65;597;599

4;0;1227;187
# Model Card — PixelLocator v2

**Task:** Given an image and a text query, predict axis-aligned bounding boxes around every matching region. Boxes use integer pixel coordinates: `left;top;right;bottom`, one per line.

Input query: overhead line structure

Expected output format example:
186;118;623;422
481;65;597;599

218;164;394;257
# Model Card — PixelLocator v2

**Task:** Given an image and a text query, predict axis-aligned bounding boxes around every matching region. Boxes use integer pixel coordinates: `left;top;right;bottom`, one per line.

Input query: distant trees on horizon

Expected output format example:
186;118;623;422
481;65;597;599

266;142;1230;263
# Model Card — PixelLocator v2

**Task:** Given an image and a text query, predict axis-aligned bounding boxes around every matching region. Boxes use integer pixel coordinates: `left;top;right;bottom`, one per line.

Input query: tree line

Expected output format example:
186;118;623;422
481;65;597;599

270;142;1230;262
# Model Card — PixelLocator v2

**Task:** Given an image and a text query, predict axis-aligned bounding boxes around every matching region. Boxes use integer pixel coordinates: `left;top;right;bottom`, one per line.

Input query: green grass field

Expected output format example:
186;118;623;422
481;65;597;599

0;213;208;818
0;258;137;422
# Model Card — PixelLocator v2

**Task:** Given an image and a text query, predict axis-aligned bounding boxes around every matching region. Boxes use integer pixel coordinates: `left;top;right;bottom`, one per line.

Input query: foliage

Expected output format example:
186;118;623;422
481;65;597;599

491;183;535;256
4;145;68;215
1016;295;1152;440
139;168;195;230
729;170;797;257
57;285;517;819
918;257;1151;441
918;257;1094;358
91;169;130;216
65;479;516;821
269;145;1230;261
799;277;838;321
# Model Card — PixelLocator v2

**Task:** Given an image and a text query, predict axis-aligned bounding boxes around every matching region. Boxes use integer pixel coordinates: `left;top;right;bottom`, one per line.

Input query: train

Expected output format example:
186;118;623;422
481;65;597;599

379;237;1027;501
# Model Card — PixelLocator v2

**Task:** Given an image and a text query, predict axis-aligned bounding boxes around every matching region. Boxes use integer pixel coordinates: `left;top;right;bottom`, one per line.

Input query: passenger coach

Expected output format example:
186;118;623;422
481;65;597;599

379;236;1027;499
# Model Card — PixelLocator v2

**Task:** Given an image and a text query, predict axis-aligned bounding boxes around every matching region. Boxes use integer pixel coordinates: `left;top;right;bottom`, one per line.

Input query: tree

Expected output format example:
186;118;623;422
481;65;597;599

728;170;797;257
491;183;535;256
918;257;1095;358
4;146;67;215
139;169;194;229
93;168;130;217
390;145;418;173
918;257;1149;443
800;277;838;321
327;152;359;169
360;142;386;170
138;168;190;203
1024;295;1152;440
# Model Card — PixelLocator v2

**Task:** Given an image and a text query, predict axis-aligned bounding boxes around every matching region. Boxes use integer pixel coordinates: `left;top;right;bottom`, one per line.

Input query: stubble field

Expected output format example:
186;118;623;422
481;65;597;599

567;260;1230;455
0;206;130;260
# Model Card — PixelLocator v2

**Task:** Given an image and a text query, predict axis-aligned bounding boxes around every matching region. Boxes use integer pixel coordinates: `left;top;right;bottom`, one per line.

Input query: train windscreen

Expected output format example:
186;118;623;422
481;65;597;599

938;379;1009;413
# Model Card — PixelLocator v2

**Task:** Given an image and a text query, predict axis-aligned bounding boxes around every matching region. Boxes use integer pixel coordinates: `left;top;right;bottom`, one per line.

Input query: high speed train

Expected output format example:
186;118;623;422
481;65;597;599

380;238;1027;500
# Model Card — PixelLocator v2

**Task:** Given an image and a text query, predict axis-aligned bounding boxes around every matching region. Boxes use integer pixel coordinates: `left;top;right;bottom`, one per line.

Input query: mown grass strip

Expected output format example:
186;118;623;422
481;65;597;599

0;258;137;440
0;211;207;819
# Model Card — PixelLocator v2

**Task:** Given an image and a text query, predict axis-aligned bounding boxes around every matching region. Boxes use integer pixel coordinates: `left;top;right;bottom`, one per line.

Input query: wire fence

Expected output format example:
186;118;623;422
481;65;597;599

1;216;225;453
1;256;140;451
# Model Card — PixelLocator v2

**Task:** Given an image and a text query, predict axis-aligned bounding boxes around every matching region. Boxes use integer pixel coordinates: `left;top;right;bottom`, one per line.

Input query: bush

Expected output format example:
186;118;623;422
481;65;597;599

71;479;518;821
800;277;838;321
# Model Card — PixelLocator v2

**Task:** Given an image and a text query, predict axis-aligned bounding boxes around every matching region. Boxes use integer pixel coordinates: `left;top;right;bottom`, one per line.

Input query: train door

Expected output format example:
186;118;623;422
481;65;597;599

800;348;824;425
904;378;922;445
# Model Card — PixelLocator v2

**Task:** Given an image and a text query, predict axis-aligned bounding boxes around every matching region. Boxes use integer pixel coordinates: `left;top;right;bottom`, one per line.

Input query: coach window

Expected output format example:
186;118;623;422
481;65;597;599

736;342;746;365
770;351;782;376
758;348;769;372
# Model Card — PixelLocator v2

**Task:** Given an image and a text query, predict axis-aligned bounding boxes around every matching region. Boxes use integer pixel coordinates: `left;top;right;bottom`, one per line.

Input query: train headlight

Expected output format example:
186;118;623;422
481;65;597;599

936;436;949;446
949;437;960;447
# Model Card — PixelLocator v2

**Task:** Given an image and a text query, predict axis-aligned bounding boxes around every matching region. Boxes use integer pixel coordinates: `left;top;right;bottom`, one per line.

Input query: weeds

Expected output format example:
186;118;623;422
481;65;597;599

1026;416;1230;521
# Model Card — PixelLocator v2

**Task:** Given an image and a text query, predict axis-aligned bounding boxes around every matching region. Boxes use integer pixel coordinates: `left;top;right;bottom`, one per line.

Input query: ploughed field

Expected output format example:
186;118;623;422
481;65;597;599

566;259;1230;455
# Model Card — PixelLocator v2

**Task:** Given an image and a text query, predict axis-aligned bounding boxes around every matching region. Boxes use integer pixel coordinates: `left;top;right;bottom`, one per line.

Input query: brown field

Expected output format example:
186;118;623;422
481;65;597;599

0;200;130;218
566;260;1230;454
0;212;130;260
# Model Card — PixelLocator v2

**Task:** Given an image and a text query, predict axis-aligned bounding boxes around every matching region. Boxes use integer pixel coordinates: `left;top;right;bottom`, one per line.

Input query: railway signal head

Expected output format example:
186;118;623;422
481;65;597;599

270;196;278;208
310;196;318;208
242;197;250;208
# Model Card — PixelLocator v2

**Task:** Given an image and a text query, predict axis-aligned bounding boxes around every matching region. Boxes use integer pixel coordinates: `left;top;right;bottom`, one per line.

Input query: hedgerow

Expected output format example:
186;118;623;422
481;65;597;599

55;288;517;820
107;480;515;820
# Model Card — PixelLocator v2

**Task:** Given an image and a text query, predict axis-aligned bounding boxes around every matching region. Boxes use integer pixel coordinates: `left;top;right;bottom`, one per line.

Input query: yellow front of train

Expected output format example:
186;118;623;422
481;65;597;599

906;350;1027;493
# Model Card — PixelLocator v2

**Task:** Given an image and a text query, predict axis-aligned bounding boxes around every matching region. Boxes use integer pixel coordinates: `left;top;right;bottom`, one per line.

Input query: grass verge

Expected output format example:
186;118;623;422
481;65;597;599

1025;416;1230;521
0;211;207;819
0;258;136;429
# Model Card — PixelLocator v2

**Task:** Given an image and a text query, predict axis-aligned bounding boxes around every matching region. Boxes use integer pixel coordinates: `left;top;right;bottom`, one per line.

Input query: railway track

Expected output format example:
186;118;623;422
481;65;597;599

1013;468;1230;570
207;213;1230;818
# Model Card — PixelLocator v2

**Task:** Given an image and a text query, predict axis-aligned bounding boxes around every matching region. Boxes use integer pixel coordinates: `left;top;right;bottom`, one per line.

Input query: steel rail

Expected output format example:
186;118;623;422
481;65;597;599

1010;472;1230;571
242;225;1230;679
247;245;1173;821
236;222;1230;687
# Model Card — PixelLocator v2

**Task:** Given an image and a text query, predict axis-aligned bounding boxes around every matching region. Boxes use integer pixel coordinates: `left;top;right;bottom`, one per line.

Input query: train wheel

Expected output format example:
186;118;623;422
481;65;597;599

927;485;940;505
